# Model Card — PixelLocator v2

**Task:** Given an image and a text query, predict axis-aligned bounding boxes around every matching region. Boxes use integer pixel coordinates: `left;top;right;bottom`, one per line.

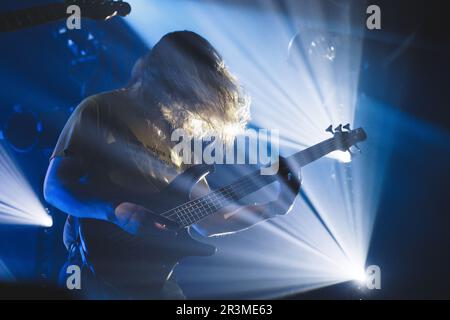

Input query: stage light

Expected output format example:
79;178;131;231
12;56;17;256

354;269;367;283
3;105;41;153
53;26;103;86
328;150;352;163
125;0;375;298
0;144;52;227
346;264;367;283
42;208;53;228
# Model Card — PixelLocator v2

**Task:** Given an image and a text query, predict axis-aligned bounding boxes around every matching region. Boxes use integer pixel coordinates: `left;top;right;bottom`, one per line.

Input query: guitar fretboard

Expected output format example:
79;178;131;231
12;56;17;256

161;171;276;227
161;136;344;227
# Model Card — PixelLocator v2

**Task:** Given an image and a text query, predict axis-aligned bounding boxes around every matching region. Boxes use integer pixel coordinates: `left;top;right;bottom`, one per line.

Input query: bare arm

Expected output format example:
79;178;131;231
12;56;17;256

193;159;301;237
44;156;176;234
44;157;116;221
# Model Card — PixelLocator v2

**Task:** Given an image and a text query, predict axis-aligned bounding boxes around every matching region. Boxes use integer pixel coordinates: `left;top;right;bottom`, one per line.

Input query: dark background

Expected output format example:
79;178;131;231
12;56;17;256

296;0;450;299
0;0;449;299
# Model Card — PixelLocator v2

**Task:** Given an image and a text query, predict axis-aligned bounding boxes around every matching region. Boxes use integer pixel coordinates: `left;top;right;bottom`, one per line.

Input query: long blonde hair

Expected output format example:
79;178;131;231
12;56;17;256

137;31;250;144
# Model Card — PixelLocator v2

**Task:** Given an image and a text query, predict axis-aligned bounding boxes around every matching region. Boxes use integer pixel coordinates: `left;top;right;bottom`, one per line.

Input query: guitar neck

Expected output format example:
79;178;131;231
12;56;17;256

0;3;67;32
289;136;341;167
161;136;341;227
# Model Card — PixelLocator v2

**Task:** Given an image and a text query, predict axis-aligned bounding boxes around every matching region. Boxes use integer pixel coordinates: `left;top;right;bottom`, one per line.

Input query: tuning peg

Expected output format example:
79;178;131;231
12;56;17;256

352;144;362;154
326;125;334;134
335;124;342;132
343;123;351;131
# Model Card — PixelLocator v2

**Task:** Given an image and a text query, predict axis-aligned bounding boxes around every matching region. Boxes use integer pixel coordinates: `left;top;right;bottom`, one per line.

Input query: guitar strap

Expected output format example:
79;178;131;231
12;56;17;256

61;218;104;298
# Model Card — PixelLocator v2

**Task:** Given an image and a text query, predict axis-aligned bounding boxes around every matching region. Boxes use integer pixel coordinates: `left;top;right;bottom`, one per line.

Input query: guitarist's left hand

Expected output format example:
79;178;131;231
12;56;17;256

193;157;301;237
262;156;302;217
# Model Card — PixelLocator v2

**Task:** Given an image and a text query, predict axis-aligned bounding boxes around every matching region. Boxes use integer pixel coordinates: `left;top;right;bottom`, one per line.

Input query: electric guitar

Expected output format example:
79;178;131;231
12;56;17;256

0;0;131;33
79;124;367;294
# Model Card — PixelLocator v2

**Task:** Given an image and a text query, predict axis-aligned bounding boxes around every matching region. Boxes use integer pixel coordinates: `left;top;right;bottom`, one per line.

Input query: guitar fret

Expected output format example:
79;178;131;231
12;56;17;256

175;209;186;226
181;209;191;226
166;175;258;226
183;209;193;225
162;135;357;226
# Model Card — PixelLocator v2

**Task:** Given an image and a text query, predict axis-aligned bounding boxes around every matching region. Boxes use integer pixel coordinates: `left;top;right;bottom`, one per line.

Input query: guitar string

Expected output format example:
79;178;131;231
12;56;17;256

173;172;269;226
159;137;347;226
160;137;343;224
163;171;264;226
163;168;267;221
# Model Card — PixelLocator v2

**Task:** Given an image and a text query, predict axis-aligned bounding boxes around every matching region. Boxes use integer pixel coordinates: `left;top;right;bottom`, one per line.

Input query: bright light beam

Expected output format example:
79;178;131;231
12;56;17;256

0;144;52;227
125;0;374;298
0;259;15;281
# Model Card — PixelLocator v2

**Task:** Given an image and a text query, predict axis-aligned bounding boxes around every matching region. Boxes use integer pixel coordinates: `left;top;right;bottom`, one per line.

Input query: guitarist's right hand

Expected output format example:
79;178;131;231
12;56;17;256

114;202;180;236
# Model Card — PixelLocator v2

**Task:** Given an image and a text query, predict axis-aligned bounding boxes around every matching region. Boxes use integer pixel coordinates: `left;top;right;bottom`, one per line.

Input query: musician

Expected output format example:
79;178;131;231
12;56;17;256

44;31;300;299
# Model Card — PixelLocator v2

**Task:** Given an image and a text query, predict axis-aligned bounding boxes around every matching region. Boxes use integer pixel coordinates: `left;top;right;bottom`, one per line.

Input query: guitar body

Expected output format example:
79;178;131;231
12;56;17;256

65;126;366;297
78;164;217;296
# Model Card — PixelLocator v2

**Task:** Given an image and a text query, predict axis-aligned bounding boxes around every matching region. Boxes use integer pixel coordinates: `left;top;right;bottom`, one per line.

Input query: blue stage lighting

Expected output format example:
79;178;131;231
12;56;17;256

0;260;15;281
124;0;373;298
0;144;52;227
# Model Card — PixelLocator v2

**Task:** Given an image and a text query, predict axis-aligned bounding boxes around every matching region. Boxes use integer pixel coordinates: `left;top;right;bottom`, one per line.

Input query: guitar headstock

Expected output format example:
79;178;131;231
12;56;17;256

327;124;367;152
66;0;131;20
